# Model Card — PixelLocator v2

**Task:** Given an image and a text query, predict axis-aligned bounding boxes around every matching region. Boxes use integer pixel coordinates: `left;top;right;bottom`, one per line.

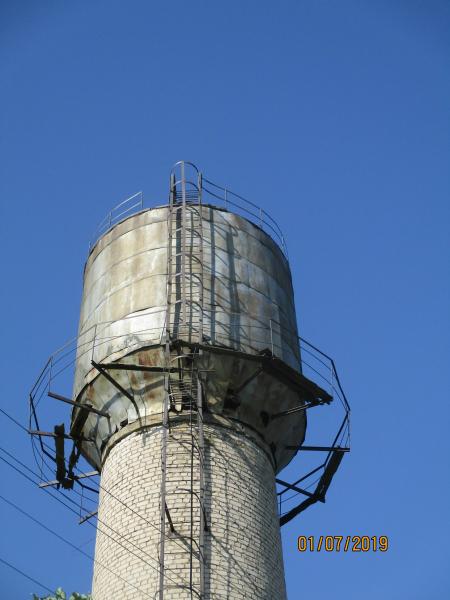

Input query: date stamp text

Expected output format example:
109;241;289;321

297;535;388;552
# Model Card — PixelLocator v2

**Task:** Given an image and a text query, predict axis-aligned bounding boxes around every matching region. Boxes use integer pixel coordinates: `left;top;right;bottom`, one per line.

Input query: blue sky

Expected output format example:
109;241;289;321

1;1;449;598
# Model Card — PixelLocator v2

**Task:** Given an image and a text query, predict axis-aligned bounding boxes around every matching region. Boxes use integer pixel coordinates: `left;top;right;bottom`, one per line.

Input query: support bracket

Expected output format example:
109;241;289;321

91;360;141;422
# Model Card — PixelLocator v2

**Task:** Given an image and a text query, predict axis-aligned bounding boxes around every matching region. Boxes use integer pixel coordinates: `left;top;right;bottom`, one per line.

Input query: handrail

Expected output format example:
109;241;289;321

89;191;144;249
29;309;348;427
87;164;288;258
202;177;288;257
29;310;350;520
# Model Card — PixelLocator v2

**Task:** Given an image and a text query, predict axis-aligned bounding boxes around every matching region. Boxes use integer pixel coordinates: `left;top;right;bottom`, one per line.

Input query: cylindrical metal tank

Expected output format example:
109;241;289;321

71;165;313;600
73;202;306;472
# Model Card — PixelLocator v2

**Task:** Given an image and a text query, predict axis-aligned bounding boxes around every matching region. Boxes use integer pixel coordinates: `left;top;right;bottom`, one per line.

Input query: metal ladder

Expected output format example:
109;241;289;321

158;162;207;599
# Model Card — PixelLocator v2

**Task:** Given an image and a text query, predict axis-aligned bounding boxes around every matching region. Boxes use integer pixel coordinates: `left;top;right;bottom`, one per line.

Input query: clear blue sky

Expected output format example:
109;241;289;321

1;1;449;598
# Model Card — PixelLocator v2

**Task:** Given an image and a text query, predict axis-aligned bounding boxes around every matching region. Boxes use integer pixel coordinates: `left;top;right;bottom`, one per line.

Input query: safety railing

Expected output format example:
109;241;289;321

202;178;288;257
87;164;288;258
89;191;144;249
28;310;350;527
29;309;348;431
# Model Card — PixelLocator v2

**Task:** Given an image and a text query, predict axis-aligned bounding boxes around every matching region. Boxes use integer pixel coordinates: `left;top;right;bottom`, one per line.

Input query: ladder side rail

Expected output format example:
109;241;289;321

197;372;206;598
197;172;204;345
159;372;170;600
159;173;175;600
181;162;187;328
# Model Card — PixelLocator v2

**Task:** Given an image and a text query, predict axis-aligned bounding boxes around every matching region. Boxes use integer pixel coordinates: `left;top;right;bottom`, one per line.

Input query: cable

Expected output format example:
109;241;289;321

1;442;257;600
0;451;186;592
30;436;97;507
0;405;96;507
0;493;152;599
0;556;55;595
279;474;322;507
20;446;170;577
71;454;264;599
0;406;28;433
0;407;280;598
0;432;195;593
0;409;268;598
29;441;241;597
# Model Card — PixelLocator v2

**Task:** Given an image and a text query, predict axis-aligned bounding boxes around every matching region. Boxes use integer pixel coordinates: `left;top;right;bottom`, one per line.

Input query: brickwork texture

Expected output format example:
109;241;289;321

92;422;287;600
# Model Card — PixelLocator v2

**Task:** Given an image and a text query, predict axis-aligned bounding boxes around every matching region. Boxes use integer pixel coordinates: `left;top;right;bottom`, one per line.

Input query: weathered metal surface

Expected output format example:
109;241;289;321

73;204;306;472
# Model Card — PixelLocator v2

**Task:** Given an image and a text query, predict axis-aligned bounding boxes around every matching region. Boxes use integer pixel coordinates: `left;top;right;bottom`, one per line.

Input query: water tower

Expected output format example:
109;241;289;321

29;162;350;599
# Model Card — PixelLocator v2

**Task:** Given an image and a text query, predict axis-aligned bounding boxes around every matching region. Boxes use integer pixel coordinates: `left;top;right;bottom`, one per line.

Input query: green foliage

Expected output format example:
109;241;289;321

33;587;92;600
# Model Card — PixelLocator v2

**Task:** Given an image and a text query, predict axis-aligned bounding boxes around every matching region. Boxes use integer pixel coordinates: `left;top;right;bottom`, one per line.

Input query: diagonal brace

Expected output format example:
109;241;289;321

275;477;318;500
271;399;328;420
92;360;141;421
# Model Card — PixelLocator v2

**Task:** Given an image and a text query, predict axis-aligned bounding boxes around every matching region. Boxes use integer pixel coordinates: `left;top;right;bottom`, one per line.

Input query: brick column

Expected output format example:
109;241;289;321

92;422;287;600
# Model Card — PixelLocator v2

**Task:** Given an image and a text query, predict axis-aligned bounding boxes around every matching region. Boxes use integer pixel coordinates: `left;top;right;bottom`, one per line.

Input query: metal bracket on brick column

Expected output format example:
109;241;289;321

279;449;345;526
165;504;175;533
275;477;318;500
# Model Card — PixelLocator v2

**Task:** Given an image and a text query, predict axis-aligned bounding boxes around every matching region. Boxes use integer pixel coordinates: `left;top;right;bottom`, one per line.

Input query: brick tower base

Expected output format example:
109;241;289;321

92;421;287;600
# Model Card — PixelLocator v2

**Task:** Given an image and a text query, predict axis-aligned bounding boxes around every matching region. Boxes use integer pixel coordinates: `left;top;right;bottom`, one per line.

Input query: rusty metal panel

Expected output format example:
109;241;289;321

75;205;299;395
73;205;303;471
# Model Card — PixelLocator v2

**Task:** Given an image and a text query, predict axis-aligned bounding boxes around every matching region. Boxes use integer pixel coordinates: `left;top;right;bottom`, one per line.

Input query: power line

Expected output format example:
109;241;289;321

43;446;258;599
1;407;269;598
0;493;153;599
9;406;273;599
0;407;265;598
0;451;186;592
30;436;98;506
0;404;96;505
72;442;266;598
29;436;204;592
0;406;28;433
1;444;205;595
0;415;193;590
0;556;55;596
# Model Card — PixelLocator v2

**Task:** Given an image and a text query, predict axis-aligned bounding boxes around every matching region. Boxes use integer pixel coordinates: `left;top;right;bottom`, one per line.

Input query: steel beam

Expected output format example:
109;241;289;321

48;391;110;418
